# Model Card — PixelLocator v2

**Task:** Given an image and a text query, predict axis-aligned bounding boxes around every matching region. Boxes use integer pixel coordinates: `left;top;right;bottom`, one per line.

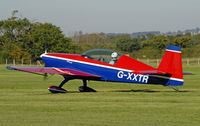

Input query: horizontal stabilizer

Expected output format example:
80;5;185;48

183;72;193;75
135;70;171;76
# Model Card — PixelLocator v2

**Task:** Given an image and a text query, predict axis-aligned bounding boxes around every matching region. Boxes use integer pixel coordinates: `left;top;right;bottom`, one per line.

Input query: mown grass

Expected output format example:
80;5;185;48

0;65;200;126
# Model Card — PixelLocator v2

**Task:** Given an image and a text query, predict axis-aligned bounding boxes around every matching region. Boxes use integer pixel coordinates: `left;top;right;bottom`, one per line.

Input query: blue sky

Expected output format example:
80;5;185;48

1;0;200;34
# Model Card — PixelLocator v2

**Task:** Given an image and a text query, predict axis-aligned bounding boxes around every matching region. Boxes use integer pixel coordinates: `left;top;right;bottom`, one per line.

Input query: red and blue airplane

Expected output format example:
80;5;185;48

7;45;184;93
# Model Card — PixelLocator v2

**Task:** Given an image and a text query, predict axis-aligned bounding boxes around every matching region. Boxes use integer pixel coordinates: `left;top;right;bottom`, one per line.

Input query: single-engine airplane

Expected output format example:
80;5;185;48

7;45;184;93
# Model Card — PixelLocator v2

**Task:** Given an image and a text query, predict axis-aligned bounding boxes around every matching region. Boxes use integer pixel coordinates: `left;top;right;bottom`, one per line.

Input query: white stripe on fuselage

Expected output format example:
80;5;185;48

166;49;181;53
170;77;183;82
41;54;133;72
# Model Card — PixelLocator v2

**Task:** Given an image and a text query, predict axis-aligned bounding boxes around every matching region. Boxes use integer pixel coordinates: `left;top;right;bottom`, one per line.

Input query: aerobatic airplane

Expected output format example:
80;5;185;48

7;45;184;93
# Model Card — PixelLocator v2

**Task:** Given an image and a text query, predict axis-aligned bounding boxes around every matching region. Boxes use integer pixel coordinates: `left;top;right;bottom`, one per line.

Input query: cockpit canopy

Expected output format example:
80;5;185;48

82;49;123;64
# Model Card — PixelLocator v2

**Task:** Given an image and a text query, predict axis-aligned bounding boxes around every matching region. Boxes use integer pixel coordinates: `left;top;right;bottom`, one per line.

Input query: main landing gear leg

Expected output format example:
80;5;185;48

168;85;179;92
78;79;96;92
48;76;71;93
58;78;70;88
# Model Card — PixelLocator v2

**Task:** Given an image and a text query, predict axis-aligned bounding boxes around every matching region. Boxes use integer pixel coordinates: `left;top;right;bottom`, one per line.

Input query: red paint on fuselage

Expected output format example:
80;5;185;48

115;55;156;71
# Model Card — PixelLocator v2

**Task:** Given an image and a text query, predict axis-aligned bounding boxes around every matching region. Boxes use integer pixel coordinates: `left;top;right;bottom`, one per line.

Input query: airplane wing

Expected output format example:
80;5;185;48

6;66;100;78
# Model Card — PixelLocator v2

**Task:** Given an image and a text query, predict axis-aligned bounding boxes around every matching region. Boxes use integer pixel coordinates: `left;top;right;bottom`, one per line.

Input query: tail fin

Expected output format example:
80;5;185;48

157;45;183;86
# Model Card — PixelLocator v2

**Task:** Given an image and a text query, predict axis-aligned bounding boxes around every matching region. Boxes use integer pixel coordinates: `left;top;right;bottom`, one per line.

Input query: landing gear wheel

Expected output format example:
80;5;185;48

48;86;67;93
78;86;96;92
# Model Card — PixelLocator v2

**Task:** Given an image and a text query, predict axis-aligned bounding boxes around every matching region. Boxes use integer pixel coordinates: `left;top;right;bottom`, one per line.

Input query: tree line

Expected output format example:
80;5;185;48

72;30;200;59
0;11;200;63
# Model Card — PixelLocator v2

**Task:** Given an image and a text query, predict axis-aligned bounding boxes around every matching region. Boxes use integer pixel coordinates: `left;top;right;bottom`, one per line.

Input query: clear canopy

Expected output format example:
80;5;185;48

82;49;123;64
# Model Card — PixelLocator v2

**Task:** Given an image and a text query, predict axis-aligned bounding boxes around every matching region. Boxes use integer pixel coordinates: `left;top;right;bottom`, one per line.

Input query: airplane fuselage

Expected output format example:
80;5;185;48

41;53;169;85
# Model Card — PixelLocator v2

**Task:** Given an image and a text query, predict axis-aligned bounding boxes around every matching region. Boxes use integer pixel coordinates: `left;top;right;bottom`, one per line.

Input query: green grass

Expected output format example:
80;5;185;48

0;65;200;126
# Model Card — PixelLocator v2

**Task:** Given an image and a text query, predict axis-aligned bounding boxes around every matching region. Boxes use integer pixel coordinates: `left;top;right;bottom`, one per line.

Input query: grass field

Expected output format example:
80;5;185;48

0;65;200;126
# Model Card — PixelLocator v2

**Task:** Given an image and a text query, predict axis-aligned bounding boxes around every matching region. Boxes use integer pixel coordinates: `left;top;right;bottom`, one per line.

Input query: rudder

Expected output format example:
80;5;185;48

157;45;183;86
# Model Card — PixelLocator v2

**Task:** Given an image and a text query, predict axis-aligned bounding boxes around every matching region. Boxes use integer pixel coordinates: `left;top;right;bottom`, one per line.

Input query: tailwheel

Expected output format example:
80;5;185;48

168;85;179;92
78;86;96;92
48;86;67;93
78;79;96;92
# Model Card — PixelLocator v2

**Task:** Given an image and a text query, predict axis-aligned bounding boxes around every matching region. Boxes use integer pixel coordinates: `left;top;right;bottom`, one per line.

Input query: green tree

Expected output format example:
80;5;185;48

173;36;192;48
24;23;79;60
0;10;79;61
141;35;169;50
152;35;169;49
116;35;140;52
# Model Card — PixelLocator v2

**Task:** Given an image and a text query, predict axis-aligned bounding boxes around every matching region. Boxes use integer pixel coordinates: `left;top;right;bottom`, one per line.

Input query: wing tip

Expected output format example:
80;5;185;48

6;66;15;70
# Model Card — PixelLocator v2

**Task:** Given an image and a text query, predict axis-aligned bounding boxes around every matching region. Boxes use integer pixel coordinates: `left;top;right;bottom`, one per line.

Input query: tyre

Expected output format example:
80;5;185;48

48;86;67;93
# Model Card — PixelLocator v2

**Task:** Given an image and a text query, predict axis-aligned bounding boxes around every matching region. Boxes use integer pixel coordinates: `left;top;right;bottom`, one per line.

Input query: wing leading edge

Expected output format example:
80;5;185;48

6;66;100;78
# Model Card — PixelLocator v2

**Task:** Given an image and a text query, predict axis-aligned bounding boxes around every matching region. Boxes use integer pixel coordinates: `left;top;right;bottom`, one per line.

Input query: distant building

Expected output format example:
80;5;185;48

130;31;160;38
